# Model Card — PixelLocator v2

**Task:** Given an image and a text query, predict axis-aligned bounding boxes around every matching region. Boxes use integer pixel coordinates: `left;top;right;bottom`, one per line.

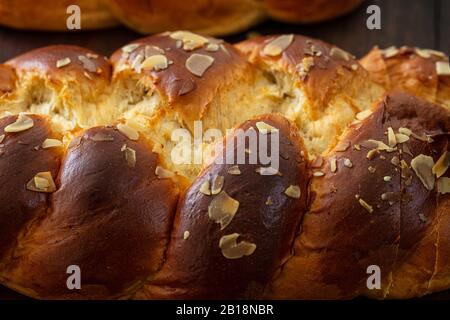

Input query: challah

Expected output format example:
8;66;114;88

0;31;449;300
0;0;363;35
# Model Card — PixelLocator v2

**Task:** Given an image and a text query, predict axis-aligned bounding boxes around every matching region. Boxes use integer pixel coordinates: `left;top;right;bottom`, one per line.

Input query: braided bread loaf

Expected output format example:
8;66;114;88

0;31;449;299
0;0;363;35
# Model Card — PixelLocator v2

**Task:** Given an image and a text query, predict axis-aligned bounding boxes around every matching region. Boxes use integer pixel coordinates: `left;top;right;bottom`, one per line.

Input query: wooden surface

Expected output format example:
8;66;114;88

0;0;449;300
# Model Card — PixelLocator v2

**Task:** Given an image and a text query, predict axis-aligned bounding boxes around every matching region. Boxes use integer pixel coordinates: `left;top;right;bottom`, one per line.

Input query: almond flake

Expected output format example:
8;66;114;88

257;167;280;176
219;233;256;259
255;121;278;134
56;57;71;68
227;165;241;175
395;133;410;144
208;191;239;230
91;132;114;142
183;231;190;240
262;34;294;56
199;180;211;195
436;61;450;76
117;123;139;141
437;177;450;194
141;54;168;71
205;43;220;52
411;154;435;190
335;141;350;152
432;151;450;178
384;176;392;182
211;175;224;195
284;185;301;199
78;55;97;72
313;171;325;177
0;134;4;143
330;47;351;61
185;53;214;77
330;157;337;173
124;147;136;168
122;43;140;54
387;127;397;147
344;158;353;168
144;45;164;57
42;138;62;149
358;198;373;213
382;46;399;58
26;171;56;193
155;166;174;179
170;31;209;51
265;196;273;205
4;114;34;132
356;110;372;121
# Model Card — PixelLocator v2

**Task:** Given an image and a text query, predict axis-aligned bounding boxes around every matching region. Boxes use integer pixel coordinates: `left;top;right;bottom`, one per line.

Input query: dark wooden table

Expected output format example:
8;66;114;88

0;0;449;300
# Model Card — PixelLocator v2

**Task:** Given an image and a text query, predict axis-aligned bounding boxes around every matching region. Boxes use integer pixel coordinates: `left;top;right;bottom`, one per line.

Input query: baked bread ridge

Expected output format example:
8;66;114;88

0;31;448;299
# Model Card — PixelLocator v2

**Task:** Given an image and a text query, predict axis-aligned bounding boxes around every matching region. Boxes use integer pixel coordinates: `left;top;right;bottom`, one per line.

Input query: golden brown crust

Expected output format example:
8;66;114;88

138;114;309;299
265;0;363;23
0;0;118;31
1;126;180;299
360;46;450;109
0;65;16;94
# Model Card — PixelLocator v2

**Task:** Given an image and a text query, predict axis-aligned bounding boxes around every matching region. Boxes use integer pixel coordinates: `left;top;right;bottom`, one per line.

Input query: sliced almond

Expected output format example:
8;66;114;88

399;127;412;136
335;141;350;152
284;185;301;199
211;175;224;195
387;127;397;147
199;180;211;195
155;166;174;179
356;110;372;121
117;123;139;141
330;47;351;61
437;177;450;194
358;197;373;213
411;154;435;190
4;114;34;133
131;53;144;73
183;231;190;240
205;43;220;52
0;134;4;144
208;191;239;230
432;151;450;178
91;132;114;142
122;43;140;54
141;54;168;71
42;138;62;149
384;176;392;182
382;46;399;58
436;61;450;76
26;171;56;193
227;165;241;175
257;167;279;176
395;133;410;144
78;55;97;72
255;121;278;134
330;157;337;173
144;45;165;57
313;171;325;177
343;158;353;168
262;34;294;56
56;57;71;68
169;31;209;51
185;53;214;77
124;147;136;168
219;233;256;259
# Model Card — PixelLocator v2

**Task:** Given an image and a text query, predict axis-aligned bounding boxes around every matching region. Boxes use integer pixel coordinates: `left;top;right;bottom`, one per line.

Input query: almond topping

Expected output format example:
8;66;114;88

26;172;56;193
199;180;211;195
257;167;280;176
382;46;399;58
335;141;350;152
219;233;256;259
395;133;410;144
284;185;301;199
262;34;294;56
169;31;209;51
313;171;325;177
185;53;214;77
211;175;224;195
117;123;139;141
0;134;4;144
227;165;241;175
398;127;412;136
124;147;136;168
155;166;175;179
122;43;140;54
330;47;351;61
183;231;190;240
91;132;114;141
78;55;97;72
141;54;168;71
411;154;435;190
255;121;278;134
358;198;373;213
205;43;220;52
208;191;239;230
437;177;450;194
56;57;71;68
4;114;34;132
356;110;372;121
432;151;450;178
330;157;337;173
384;176;392;182
42;138;62;149
387;127;397;147
343;158;353;168
436;61;450;76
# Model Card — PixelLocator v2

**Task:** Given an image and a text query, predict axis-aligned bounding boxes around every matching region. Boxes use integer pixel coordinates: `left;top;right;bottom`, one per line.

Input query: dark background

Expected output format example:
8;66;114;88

0;0;449;300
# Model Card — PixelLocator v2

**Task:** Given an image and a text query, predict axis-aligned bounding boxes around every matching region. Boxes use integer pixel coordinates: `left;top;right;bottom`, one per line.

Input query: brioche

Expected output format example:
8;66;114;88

0;0;362;35
0;31;449;299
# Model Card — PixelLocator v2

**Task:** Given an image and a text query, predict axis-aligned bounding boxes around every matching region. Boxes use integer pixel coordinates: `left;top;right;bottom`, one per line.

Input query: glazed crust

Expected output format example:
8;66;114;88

0;32;449;300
